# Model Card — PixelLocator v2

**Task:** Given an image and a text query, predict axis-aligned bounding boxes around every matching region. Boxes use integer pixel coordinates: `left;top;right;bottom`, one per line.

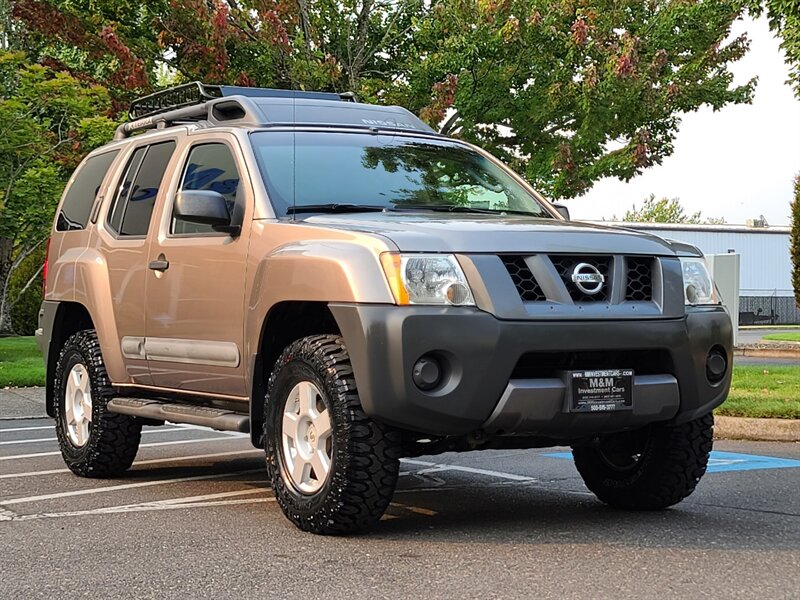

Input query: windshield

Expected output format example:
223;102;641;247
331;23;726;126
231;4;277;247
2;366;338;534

251;131;553;218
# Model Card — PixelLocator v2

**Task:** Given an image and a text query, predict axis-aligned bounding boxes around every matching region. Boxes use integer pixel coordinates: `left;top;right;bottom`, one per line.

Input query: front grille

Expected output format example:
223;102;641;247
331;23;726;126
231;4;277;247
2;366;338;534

549;255;611;302
511;349;673;379
501;255;546;301
625;257;654;301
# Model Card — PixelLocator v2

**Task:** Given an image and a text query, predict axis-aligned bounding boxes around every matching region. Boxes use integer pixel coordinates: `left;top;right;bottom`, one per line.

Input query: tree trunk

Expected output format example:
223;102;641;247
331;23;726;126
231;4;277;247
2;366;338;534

0;236;15;335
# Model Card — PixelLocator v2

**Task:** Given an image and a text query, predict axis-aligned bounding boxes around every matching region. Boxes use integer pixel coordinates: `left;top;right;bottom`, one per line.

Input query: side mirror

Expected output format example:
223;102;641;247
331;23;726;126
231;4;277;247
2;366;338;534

174;190;240;235
552;203;570;220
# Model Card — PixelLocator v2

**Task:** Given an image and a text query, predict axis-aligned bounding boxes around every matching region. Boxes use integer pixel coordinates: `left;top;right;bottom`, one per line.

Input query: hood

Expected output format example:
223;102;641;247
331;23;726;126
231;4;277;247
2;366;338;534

298;212;698;256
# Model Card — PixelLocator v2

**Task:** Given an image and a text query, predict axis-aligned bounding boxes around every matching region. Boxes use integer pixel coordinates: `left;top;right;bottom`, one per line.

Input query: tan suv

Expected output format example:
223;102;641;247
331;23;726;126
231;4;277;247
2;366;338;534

38;82;732;534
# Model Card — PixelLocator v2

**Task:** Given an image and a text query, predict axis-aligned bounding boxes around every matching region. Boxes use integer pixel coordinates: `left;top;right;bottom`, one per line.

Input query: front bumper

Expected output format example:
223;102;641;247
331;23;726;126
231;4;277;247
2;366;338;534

330;304;732;438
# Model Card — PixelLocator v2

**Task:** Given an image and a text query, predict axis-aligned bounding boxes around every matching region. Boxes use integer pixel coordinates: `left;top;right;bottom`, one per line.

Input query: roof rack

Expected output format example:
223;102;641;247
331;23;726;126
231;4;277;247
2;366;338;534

128;81;355;121
128;81;222;120
113;81;432;140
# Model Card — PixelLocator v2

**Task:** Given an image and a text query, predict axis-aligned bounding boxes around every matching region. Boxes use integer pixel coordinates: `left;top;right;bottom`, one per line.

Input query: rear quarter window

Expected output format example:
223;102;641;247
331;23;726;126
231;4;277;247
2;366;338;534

56;150;119;231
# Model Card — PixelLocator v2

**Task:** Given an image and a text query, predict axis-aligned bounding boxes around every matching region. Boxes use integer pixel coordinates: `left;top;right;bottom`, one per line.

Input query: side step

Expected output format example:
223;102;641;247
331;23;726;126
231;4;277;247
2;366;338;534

107;398;250;433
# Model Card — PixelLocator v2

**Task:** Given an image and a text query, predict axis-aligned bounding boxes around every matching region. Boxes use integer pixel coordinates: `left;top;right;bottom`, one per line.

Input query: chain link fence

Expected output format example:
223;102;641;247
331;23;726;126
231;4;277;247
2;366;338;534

739;295;800;325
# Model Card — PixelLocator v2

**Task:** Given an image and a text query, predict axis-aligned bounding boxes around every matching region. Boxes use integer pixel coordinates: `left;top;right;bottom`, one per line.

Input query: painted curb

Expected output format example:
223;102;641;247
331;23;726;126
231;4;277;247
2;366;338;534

714;415;800;442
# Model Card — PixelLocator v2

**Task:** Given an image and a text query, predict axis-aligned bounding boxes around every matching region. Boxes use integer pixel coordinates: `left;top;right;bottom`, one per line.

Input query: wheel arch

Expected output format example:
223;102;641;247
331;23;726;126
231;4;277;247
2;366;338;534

45;302;94;417
249;300;340;447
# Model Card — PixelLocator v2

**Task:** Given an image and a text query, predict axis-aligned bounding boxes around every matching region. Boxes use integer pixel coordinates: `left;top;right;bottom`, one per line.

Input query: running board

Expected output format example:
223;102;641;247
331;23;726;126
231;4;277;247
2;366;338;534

107;398;250;433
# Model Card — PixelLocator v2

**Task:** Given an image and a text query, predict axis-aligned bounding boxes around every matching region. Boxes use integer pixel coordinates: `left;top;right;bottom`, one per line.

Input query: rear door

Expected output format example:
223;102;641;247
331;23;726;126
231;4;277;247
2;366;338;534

92;139;177;385
143;134;252;397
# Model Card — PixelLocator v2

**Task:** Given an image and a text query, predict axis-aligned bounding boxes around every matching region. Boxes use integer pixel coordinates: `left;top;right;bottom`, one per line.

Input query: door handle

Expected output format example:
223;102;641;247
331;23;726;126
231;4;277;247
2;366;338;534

148;257;170;271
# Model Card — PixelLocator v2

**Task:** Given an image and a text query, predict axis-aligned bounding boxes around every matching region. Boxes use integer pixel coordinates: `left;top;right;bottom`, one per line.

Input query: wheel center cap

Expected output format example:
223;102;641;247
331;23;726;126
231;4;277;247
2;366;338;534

307;426;317;446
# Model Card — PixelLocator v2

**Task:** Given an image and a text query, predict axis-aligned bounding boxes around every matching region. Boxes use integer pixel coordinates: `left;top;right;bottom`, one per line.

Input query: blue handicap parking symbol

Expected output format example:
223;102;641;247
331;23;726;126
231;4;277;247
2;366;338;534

543;450;800;473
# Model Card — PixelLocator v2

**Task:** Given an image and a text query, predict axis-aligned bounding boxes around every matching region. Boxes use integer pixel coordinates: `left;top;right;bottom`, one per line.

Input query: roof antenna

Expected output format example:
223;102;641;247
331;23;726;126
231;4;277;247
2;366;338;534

292;90;297;222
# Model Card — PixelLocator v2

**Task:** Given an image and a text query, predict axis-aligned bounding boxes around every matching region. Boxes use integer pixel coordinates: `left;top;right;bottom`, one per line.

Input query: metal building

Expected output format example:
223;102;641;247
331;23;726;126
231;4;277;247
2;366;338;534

597;222;797;325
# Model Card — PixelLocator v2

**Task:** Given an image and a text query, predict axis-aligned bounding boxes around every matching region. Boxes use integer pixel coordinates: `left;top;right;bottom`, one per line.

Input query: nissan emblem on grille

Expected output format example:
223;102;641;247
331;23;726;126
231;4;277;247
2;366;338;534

570;262;605;295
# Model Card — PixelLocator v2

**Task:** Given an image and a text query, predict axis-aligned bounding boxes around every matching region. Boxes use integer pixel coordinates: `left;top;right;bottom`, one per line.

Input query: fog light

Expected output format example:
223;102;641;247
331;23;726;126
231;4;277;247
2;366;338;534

412;356;442;391
706;347;727;384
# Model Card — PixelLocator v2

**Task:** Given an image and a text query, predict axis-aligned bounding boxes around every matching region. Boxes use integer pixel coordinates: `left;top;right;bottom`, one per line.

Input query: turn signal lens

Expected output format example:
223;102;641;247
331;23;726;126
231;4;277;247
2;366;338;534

380;253;410;305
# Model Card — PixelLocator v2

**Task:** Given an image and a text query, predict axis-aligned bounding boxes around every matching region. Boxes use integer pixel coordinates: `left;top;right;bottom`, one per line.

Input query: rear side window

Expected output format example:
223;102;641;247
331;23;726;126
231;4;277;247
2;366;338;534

107;141;176;236
56;151;119;231
172;143;241;235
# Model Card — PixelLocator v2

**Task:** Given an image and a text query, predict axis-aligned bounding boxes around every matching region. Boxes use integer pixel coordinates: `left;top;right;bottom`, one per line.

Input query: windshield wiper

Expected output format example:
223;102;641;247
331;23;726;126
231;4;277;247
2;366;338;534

400;204;549;217
287;203;388;214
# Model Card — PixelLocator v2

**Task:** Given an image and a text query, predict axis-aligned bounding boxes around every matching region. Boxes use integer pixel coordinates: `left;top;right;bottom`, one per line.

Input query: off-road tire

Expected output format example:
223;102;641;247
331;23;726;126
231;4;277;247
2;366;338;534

572;414;714;510
265;335;401;535
54;330;142;477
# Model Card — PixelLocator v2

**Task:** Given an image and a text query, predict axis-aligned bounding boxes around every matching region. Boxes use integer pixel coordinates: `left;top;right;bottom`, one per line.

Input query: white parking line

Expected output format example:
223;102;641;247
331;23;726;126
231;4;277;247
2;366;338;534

0;436;248;461
0;425;54;433
0;449;263;480
0;488;272;522
174;423;249;438
401;458;537;482
1;468;264;506
0;427;187;446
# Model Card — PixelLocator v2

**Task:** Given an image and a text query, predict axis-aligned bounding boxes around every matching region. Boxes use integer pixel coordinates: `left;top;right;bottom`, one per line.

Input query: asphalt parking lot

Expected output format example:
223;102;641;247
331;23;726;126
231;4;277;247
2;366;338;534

1;416;799;599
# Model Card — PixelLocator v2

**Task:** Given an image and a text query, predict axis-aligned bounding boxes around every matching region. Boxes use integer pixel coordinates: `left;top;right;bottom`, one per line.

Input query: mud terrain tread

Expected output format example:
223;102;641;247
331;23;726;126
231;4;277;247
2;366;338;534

54;330;142;477
265;335;401;535
572;414;714;510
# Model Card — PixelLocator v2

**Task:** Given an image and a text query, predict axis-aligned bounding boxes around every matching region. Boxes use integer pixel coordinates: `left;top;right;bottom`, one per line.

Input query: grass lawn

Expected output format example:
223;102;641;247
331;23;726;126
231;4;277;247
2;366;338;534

762;332;800;343
0;336;45;388
718;365;800;419
1;336;798;419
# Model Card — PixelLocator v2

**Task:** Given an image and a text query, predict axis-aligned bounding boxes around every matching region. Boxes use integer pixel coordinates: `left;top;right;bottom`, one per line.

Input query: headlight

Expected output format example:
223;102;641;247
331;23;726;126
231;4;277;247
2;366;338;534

680;257;716;305
380;253;475;306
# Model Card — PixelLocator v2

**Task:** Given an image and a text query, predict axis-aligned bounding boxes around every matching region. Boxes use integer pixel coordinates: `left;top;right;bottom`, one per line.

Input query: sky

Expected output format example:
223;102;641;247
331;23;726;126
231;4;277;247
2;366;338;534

568;15;800;226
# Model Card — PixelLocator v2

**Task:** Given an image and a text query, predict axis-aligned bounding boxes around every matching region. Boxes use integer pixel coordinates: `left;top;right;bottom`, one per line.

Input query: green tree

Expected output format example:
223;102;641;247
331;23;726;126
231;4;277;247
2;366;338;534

617;194;724;224
751;0;800;96
0;50;116;334
791;174;800;307
13;1;758;201
407;0;755;199
11;0;421;102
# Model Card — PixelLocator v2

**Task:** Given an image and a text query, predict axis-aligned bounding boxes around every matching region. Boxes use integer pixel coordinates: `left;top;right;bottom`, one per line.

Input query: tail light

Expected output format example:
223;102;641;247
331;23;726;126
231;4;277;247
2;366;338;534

42;238;50;298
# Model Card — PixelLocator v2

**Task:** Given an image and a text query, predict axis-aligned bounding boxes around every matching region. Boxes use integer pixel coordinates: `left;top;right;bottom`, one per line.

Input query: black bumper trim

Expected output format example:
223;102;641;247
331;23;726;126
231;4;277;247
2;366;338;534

329;304;732;437
483;374;679;437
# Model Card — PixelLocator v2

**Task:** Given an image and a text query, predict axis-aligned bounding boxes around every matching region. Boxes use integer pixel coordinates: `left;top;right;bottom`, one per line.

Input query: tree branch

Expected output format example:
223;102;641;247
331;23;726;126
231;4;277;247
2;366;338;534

6;261;44;311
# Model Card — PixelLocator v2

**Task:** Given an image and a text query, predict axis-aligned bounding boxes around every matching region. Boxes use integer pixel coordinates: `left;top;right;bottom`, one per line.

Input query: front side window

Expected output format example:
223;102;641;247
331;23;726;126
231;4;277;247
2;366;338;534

56;150;119;231
172;143;241;235
250;131;553;218
107;141;176;236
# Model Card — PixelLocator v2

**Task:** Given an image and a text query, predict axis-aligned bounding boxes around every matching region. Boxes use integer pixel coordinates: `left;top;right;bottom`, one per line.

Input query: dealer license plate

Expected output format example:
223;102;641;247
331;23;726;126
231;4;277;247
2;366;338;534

568;369;634;412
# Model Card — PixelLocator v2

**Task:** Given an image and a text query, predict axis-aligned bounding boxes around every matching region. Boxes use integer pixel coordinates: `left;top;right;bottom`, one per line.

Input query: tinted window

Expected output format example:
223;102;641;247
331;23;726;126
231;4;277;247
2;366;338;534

108;147;146;233
250;131;552;218
107;141;176;236
56;150;119;231
172;143;241;235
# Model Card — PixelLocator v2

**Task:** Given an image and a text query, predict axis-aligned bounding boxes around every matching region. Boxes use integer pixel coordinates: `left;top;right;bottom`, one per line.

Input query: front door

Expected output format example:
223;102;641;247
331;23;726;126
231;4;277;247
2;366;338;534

144;136;252;397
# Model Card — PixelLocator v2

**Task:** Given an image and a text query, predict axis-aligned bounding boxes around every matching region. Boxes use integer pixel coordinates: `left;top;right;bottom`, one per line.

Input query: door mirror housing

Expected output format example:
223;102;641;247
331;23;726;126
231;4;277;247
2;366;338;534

174;190;240;235
552;203;570;221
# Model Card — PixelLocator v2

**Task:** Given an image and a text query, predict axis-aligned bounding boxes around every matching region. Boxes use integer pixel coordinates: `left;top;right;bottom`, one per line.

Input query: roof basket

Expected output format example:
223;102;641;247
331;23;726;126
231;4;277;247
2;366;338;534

129;82;223;120
115;82;367;140
129;82;356;121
